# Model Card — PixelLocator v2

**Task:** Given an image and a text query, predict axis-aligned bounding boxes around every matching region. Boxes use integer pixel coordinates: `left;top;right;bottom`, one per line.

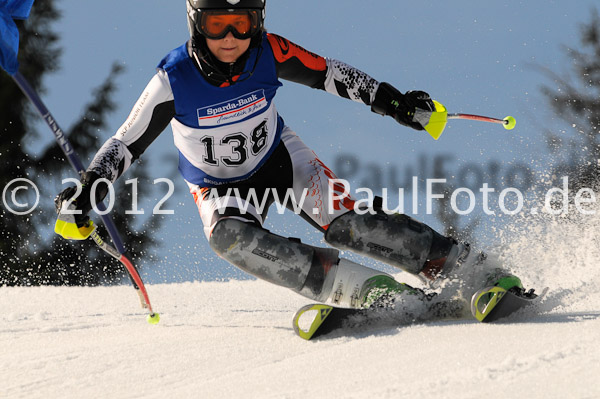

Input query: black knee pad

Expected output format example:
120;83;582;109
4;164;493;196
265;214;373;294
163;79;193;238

324;210;454;275
210;218;339;300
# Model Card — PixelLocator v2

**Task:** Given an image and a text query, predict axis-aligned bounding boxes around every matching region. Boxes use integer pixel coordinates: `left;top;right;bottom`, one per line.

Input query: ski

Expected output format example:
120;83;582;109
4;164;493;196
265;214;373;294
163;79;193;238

292;298;466;340
470;286;548;323
293;286;548;340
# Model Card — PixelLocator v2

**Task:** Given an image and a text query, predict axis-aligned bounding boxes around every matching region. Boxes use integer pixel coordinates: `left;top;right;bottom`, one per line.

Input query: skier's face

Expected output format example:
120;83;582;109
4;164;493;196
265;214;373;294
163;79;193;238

206;32;251;63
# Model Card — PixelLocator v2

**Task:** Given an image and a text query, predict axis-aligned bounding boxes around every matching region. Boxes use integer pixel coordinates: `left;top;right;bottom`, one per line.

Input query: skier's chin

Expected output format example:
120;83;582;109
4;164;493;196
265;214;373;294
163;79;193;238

215;49;241;63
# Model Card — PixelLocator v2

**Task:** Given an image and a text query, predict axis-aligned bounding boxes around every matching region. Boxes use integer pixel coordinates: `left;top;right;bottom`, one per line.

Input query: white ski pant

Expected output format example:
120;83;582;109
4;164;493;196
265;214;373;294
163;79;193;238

189;126;355;239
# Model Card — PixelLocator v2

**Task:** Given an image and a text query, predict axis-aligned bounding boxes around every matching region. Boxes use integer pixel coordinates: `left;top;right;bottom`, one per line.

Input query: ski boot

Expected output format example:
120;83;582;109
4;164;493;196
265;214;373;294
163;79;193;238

324;258;428;309
486;268;524;291
421;241;475;286
359;275;430;309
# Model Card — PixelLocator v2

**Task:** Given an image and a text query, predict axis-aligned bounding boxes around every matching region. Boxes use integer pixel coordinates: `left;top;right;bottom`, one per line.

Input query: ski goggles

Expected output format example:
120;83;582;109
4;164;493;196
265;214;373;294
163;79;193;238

198;10;261;40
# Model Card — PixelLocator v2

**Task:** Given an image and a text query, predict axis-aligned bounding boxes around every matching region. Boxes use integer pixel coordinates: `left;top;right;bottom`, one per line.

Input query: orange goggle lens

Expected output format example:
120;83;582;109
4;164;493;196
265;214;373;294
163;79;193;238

200;11;259;39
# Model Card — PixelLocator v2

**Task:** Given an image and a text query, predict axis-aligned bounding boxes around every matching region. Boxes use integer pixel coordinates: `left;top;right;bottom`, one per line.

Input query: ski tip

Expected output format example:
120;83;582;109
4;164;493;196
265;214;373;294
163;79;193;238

471;286;508;322
293;304;333;340
471;285;548;323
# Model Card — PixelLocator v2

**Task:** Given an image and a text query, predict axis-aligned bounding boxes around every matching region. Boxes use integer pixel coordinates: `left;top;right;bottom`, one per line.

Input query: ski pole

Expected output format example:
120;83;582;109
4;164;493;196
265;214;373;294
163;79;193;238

11;71;126;252
10;70;159;324
422;100;516;140
2;0;158;324
447;113;517;130
89;230;159;323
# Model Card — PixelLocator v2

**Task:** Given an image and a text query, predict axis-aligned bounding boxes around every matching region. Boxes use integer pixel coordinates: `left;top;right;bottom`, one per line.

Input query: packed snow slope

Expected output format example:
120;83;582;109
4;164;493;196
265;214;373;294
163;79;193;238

2;268;599;398
3;208;600;398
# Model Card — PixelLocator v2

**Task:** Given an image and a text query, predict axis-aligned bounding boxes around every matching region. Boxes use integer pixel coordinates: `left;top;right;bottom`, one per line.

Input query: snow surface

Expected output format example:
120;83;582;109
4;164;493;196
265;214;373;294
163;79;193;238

3;203;600;399
2;268;599;399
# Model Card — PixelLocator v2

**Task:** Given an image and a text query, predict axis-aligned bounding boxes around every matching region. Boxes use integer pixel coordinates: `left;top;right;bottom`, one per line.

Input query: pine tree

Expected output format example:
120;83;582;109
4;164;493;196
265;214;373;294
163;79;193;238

541;8;600;191
0;2;165;286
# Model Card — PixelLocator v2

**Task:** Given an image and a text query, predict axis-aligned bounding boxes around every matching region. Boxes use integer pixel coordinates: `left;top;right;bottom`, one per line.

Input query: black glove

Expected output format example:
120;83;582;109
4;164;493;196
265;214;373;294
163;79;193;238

371;82;435;130
54;171;108;227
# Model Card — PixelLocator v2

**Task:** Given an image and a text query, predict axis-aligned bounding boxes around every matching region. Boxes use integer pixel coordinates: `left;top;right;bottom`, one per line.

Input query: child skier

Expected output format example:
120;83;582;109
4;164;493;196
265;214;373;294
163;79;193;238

56;0;525;317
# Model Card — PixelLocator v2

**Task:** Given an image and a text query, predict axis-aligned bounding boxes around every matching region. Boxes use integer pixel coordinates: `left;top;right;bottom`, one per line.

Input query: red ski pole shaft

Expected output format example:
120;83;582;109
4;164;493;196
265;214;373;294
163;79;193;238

90;230;156;315
448;113;516;130
448;113;504;124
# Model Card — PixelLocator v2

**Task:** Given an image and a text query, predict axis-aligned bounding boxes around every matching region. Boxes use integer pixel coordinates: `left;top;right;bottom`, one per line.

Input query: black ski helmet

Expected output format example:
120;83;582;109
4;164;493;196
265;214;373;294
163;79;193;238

187;0;266;41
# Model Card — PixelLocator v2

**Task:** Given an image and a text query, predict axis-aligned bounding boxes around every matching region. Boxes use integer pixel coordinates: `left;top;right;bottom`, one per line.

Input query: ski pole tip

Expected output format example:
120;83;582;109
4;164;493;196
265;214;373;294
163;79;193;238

146;312;161;325
503;116;516;130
